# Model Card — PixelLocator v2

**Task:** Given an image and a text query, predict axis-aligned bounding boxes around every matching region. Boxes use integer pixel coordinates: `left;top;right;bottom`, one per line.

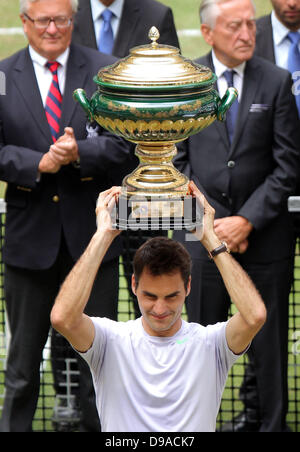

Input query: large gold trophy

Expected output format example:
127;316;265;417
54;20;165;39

74;28;237;230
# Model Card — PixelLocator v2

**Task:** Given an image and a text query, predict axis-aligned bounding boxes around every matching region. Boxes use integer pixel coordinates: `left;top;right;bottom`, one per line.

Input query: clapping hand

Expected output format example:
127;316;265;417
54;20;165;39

50;127;79;166
38;127;79;174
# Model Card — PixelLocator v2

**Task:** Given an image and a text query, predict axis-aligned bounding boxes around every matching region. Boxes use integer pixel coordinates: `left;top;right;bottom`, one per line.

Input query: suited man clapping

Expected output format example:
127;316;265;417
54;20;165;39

174;0;300;432
0;0;135;432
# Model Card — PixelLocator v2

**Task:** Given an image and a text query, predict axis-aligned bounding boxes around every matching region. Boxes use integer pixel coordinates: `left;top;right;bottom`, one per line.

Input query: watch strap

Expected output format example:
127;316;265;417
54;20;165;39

208;241;230;259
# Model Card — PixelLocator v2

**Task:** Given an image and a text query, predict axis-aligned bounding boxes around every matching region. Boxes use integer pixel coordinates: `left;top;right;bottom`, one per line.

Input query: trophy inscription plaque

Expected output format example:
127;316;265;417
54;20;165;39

74;27;237;230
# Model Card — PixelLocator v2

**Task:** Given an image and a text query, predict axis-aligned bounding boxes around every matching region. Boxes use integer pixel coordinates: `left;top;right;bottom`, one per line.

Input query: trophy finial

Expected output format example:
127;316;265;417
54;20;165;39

148;26;160;46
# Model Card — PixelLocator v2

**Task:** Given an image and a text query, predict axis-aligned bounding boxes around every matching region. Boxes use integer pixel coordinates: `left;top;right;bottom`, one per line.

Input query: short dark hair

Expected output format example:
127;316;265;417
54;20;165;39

133;236;192;291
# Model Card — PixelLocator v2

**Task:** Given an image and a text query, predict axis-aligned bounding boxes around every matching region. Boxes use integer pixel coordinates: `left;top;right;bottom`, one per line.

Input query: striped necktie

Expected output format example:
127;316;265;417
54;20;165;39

98;9;114;54
287;31;300;117
45;61;63;142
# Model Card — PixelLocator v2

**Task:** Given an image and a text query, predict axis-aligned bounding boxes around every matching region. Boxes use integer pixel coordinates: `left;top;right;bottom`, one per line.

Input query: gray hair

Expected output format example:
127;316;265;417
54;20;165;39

20;0;79;14
199;0;255;28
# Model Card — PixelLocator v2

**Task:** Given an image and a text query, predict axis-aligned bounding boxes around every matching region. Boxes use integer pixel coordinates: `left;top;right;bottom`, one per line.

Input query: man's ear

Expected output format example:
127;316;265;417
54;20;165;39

131;274;137;296
20;14;28;33
201;24;214;46
186;275;192;298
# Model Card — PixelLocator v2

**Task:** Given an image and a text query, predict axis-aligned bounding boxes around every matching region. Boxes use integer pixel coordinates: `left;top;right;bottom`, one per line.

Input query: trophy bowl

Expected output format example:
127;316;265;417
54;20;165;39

74;27;237;230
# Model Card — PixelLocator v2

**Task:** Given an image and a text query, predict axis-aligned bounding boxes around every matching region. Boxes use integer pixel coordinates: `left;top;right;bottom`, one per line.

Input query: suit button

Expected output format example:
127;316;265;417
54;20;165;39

52;195;60;203
227;160;235;168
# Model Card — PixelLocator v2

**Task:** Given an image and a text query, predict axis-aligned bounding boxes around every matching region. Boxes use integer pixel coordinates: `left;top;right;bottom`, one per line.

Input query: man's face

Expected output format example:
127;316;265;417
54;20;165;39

271;0;300;31
132;268;191;337
20;0;74;61
201;0;256;68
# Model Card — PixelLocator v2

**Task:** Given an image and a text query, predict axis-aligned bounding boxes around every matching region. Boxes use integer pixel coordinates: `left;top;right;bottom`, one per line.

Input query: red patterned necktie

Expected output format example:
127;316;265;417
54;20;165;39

45;61;63;142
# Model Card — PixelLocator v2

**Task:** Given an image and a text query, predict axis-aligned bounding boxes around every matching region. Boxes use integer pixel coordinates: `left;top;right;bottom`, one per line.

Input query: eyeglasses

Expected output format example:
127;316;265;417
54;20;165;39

23;13;73;30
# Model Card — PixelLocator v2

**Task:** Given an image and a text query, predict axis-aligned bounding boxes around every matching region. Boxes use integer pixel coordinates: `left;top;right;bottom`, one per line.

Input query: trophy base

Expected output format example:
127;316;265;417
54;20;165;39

114;195;203;231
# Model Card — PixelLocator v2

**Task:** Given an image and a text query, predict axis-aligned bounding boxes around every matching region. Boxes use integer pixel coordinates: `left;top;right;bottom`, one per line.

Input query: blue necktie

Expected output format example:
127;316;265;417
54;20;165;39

223;70;239;144
98;9;114;54
287;31;300;117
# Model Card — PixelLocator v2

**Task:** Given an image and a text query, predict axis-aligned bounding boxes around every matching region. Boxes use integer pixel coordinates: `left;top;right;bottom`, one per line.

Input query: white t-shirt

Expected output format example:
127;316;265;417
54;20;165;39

78;317;243;432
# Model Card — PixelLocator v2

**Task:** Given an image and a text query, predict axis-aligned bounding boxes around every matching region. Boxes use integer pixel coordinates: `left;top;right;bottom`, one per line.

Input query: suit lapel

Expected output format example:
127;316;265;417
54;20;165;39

60;44;89;131
262;16;276;62
202;53;230;150
75;0;97;48
13;48;52;142
113;0;139;57
199;54;261;157
229;59;261;157
14;46;89;141
255;15;276;63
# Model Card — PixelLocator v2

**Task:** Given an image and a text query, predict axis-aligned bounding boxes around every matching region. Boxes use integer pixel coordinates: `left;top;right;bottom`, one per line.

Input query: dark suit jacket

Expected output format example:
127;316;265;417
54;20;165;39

0;44;135;270
72;0;180;56
174;53;300;263
255;15;276;62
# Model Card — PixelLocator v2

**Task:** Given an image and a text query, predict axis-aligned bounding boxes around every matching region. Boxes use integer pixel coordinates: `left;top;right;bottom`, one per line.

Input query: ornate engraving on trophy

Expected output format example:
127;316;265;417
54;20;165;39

74;27;237;230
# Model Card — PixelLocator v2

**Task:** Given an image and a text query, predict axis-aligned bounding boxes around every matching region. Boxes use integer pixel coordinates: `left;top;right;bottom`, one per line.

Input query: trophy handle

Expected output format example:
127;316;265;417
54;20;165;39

217;87;238;122
73;89;94;122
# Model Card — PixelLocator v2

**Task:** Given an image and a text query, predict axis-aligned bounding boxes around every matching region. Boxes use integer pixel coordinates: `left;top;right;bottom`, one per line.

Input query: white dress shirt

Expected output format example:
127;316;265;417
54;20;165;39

90;0;124;43
271;10;300;70
29;45;69;106
211;50;245;101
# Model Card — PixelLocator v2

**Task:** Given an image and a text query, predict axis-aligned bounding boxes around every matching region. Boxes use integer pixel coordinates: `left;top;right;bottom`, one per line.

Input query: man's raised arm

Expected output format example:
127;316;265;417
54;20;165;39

50;187;121;353
191;181;267;355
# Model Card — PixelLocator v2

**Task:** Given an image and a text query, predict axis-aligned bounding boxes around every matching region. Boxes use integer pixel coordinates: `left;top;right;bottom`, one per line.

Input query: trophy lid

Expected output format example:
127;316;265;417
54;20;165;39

96;27;216;90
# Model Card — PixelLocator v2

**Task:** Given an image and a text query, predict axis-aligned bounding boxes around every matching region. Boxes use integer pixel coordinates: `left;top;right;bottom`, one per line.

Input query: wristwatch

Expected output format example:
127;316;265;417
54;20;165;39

208;241;230;259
